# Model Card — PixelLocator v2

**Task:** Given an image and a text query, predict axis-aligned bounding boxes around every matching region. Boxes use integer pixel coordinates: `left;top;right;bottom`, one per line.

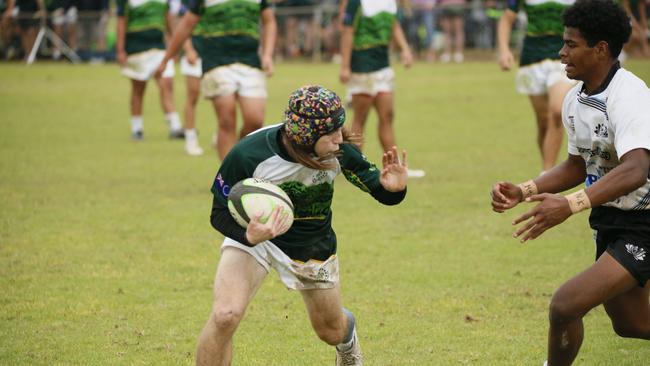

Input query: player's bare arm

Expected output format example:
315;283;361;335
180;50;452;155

513;149;650;242
491;154;586;213
496;9;517;71
339;26;354;83
116;16;127;66
155;12;200;78
260;7;277;77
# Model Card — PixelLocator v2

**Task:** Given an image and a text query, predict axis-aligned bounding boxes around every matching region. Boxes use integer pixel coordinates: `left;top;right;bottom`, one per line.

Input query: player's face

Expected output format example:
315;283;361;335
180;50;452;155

314;128;343;157
559;27;599;81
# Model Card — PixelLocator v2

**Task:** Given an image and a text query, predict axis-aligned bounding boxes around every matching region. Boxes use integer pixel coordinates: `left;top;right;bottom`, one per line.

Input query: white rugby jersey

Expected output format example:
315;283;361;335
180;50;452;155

562;65;650;210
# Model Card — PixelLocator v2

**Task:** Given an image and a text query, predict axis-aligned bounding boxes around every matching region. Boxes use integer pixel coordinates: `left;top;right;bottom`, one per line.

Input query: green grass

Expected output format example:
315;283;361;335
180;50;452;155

1;59;649;365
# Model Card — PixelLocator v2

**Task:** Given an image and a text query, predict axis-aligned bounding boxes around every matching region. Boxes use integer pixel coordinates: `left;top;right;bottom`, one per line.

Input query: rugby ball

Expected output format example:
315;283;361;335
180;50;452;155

227;178;294;228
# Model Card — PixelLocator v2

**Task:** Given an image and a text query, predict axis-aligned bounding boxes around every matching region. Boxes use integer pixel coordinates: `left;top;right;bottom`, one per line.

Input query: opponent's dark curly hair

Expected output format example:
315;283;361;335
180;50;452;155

562;0;632;58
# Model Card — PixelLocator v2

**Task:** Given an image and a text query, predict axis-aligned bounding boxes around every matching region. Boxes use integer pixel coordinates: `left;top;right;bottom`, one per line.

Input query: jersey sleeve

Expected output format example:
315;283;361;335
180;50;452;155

609;78;650;158
342;0;360;26
338;143;382;192
210;147;254;208
562;84;580;156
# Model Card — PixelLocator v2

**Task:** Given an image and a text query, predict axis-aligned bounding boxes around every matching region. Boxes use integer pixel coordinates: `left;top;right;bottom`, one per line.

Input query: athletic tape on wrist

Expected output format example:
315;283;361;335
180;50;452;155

565;189;591;214
517;180;538;200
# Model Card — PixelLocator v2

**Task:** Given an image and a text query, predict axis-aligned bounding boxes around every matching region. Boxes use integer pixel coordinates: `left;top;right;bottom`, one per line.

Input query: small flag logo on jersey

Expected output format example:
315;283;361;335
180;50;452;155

625;244;646;261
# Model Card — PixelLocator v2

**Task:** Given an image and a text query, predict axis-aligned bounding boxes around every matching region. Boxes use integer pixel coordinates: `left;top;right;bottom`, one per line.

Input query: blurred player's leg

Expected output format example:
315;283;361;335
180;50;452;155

238;96;265;139
156;75;184;137
350;94;374;150
184;75;203;155
373;92;396;152
547;253;638;366
211;94;238;160
196;247;267;366
528;94;553;172
130;79;147;139
544;81;573;171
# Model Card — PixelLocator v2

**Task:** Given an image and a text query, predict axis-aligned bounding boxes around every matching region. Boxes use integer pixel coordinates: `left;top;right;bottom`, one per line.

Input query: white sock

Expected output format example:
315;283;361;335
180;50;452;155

165;112;182;131
185;128;198;141
131;116;143;133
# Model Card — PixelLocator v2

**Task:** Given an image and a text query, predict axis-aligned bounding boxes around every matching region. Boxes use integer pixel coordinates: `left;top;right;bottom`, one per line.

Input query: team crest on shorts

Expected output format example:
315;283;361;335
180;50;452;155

625;243;647;261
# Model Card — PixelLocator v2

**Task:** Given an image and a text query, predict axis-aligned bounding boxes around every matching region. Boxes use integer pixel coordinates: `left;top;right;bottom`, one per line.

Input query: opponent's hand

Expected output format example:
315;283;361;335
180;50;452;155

380;146;408;192
512;193;572;242
498;49;514;71
491;181;523;212
245;206;291;245
339;66;351;83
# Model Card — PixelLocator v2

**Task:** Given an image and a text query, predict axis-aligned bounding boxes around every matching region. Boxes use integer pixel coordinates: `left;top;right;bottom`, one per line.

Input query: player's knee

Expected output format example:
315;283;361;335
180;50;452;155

313;319;345;345
548;293;582;324
218;117;237;132
211;307;244;332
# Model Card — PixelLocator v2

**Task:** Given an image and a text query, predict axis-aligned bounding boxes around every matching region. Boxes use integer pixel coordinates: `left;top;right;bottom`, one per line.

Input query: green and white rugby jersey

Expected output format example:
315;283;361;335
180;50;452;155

211;124;384;261
507;0;574;66
343;0;397;73
117;0;168;54
189;0;269;74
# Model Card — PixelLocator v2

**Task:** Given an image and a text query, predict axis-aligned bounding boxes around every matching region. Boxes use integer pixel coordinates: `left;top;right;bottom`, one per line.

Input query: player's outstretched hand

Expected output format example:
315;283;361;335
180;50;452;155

511;193;572;242
245;206;291;245
380;146;408;192
491;181;523;212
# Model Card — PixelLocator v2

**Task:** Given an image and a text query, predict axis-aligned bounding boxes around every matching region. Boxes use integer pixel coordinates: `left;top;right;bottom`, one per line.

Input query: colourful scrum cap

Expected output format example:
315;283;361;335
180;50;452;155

283;85;346;147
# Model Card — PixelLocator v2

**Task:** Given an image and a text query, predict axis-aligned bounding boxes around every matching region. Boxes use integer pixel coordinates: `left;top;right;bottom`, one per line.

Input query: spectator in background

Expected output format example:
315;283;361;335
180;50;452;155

116;0;184;140
278;0;317;58
438;0;465;63
409;0;437;62
74;0;108;62
49;0;77;60
4;0;45;60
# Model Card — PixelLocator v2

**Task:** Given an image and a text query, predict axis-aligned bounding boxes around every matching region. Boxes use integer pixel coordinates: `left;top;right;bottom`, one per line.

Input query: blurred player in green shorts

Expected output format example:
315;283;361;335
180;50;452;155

116;0;184;140
157;0;276;160
497;0;576;173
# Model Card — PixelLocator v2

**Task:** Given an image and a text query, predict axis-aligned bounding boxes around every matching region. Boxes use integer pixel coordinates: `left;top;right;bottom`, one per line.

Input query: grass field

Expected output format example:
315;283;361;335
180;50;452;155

1;59;649;365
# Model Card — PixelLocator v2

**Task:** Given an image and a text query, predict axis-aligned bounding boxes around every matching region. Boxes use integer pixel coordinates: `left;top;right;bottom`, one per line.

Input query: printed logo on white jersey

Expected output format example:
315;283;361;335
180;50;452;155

625;244;647;261
568;115;575;133
594;123;608;138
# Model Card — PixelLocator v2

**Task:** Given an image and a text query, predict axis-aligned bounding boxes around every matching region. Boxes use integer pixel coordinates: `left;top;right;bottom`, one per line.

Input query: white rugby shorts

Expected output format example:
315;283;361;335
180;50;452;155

347;67;395;97
515;59;574;96
121;49;174;81
180;55;202;78
201;63;267;99
221;237;339;290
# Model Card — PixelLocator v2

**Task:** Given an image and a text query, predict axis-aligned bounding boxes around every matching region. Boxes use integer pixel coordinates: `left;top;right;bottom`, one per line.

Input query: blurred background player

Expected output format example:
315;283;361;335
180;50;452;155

171;0;203;156
492;1;650;364
340;0;425;178
205;85;408;366
157;0;276;160
438;0;465;63
497;0;575;174
4;0;45;60
116;0;184;140
49;0;76;60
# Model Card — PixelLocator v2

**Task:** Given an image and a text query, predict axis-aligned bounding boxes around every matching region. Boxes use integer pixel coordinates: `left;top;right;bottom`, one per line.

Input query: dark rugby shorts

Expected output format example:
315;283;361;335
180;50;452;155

590;206;650;287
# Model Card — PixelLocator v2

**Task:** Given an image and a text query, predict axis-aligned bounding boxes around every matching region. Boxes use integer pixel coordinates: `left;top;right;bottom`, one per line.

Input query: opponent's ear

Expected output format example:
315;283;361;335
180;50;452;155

594;40;610;60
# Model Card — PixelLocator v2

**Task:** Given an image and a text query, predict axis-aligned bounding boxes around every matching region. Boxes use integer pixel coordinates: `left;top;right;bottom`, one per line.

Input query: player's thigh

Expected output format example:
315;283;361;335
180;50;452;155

552;252;639;318
212;246;267;310
373;92;394;119
238;96;265;124
547;81;573;117
528;94;549;124
604;282;650;330
211;94;238;125
301;284;344;326
131;79;147;95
